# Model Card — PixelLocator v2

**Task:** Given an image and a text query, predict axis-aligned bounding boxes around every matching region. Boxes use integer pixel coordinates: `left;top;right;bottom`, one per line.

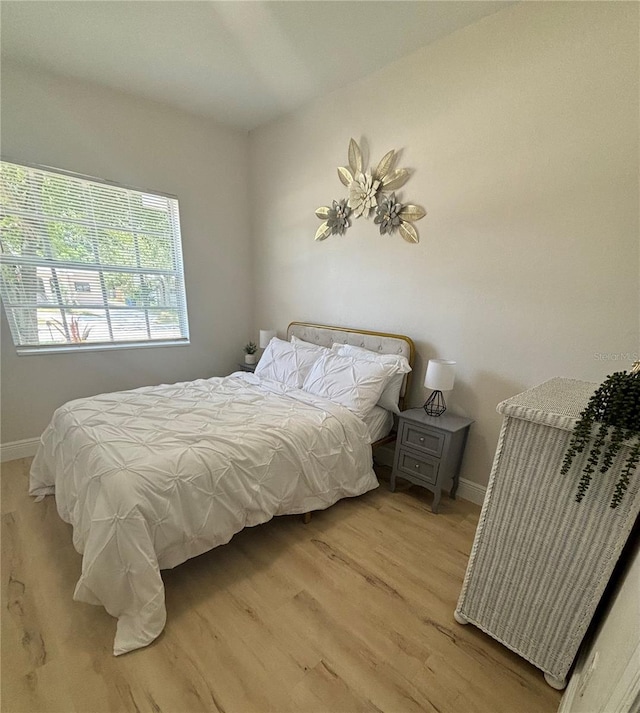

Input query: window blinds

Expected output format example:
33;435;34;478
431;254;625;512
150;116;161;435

0;160;189;353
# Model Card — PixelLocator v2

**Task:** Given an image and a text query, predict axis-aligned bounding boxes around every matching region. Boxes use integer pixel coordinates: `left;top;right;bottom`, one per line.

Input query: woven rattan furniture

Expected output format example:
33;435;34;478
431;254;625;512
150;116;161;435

454;378;640;689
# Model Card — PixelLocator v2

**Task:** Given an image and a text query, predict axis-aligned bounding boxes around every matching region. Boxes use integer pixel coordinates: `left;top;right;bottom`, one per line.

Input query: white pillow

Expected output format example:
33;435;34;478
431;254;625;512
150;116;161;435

301;351;398;420
291;335;331;356
331;343;411;414
255;337;321;388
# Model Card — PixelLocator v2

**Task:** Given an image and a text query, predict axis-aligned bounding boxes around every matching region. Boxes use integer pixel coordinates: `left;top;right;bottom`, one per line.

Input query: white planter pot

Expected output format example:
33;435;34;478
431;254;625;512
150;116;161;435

244;354;257;365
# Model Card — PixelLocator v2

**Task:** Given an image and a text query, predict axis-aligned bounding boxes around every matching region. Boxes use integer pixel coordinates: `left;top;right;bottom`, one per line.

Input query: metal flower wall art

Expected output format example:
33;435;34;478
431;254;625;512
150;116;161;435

315;138;426;243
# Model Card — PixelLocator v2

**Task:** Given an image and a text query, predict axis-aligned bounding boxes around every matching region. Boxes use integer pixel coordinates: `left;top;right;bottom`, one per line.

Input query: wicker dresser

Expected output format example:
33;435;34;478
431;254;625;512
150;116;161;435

455;378;640;689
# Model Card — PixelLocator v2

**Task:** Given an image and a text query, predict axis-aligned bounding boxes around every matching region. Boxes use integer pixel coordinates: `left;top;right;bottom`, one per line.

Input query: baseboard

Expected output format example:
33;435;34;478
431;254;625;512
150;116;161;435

455;478;486;506
374;444;486;506
1;437;40;463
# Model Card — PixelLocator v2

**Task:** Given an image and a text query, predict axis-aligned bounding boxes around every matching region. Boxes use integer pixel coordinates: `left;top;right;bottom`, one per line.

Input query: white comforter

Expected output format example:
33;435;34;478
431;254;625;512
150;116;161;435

29;373;377;655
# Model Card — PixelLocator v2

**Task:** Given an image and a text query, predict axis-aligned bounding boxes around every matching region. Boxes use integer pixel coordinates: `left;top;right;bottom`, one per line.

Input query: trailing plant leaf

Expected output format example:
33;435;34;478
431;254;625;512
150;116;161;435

562;370;640;508
612;438;640;508
575;420;609;504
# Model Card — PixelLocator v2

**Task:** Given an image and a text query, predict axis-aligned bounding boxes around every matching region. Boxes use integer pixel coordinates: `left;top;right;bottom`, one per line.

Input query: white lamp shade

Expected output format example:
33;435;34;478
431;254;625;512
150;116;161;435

424;359;456;391
259;329;277;348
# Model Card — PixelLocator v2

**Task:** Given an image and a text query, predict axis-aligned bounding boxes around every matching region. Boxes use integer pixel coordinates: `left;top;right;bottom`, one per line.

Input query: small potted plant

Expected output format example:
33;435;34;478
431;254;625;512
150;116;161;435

243;342;258;365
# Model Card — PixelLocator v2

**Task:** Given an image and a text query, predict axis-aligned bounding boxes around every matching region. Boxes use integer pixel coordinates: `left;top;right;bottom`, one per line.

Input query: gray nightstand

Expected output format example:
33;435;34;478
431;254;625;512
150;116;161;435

390;408;473;513
237;362;257;373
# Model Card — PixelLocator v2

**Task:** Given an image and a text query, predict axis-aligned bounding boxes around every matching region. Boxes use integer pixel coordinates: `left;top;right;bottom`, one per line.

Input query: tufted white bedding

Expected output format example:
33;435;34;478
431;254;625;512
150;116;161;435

29;372;378;655
288;323;413;411
363;405;394;442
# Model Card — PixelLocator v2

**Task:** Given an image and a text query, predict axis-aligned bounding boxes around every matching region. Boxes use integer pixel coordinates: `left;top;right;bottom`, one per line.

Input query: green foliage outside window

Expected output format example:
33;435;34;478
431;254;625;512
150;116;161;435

0;161;186;348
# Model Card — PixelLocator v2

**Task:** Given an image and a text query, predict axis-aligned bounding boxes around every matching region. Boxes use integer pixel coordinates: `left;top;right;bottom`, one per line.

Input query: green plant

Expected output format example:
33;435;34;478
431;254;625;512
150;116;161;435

561;368;640;508
156;311;178;325
47;315;92;343
244;341;258;355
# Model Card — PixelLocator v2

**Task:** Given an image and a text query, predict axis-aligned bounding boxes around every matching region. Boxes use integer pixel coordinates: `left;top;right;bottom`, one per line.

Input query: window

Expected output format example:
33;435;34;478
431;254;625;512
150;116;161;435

0;160;189;354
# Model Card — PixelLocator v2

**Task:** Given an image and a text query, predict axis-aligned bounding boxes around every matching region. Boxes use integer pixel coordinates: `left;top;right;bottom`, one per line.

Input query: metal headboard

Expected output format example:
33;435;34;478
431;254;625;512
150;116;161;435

287;321;415;412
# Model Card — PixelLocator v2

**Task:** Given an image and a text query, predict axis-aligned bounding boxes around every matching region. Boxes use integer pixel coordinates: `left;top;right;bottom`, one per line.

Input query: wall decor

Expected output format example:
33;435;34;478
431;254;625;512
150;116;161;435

315;199;351;240
315;138;426;243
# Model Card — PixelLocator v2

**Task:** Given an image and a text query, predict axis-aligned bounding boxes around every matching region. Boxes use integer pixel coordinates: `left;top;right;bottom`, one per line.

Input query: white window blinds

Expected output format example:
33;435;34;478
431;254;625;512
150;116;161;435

0;160;190;354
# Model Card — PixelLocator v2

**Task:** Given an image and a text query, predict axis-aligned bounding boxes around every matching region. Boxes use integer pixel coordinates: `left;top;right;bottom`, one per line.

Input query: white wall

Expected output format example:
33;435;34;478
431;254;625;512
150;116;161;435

249;1;639;488
1;62;252;444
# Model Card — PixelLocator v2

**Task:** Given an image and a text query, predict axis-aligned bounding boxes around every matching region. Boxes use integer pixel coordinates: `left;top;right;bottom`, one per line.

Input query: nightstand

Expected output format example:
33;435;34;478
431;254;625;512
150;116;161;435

237;362;257;373
390;408;473;513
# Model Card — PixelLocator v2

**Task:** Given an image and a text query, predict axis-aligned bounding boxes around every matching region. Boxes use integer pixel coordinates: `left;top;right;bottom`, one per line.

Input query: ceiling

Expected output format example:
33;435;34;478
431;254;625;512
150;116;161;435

1;1;512;131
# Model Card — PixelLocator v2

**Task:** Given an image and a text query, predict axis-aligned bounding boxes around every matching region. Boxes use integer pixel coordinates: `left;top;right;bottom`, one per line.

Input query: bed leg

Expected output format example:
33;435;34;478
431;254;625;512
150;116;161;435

302;512;312;524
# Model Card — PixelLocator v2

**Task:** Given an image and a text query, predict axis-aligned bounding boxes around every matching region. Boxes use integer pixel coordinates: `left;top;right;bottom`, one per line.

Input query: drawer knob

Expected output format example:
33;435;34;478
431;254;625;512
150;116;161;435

415;463;420;469
419;437;425;442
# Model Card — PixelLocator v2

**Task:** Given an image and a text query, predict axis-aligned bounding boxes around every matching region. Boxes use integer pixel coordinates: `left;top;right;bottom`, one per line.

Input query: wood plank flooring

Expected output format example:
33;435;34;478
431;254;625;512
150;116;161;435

1;457;561;713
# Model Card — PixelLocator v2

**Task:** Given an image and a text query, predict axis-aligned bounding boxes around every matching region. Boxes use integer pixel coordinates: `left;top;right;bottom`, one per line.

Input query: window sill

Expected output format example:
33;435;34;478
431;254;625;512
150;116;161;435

16;339;191;356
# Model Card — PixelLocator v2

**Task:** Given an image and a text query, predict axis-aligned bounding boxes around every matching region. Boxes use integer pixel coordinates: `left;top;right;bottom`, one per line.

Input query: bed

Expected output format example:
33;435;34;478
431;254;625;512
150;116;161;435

29;322;414;655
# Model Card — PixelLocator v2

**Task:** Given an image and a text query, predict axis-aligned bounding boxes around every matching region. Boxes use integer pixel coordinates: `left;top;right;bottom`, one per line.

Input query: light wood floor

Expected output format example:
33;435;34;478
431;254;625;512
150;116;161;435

2;457;561;713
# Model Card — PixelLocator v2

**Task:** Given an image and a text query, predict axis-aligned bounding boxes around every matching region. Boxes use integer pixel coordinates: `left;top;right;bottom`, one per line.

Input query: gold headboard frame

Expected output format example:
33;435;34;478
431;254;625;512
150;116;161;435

287;321;415;412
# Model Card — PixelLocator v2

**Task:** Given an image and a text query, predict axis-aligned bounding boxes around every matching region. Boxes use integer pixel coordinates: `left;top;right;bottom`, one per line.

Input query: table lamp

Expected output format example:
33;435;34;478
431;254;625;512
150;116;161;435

259;330;277;349
424;359;456;416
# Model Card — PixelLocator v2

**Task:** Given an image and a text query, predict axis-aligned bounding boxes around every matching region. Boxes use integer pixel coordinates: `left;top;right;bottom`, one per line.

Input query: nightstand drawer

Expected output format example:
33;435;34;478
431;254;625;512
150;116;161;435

400;421;445;458
397;450;439;485
390;408;473;514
